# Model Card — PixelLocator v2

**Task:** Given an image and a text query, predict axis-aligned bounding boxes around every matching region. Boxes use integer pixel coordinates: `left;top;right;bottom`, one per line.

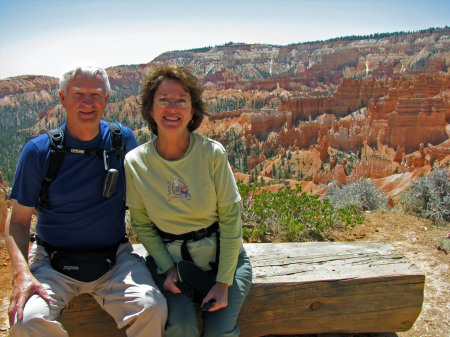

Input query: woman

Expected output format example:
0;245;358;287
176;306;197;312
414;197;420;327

124;64;252;337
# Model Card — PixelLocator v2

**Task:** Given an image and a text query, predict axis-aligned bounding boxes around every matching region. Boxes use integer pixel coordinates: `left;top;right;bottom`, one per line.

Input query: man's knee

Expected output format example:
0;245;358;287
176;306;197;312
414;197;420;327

9;291;66;337
123;290;167;337
10;318;66;337
141;290;168;321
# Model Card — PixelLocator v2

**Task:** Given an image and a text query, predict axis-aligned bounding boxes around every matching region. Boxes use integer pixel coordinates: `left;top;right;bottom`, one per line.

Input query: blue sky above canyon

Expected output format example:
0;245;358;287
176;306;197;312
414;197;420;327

0;0;449;79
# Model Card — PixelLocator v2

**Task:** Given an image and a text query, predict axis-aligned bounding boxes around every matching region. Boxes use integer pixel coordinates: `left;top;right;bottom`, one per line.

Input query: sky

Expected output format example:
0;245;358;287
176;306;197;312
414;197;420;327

0;0;449;80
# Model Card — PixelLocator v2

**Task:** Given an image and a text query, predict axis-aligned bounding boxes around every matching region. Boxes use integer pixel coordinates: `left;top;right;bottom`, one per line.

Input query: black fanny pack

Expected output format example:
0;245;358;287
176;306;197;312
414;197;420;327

37;237;127;282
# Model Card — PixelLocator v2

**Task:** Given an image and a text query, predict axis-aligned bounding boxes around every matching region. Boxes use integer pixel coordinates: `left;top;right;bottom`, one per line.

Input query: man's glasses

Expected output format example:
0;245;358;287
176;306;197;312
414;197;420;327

154;97;191;109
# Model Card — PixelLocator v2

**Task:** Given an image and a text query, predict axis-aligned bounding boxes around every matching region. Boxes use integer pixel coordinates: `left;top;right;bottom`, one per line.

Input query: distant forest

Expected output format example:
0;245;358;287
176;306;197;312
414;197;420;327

170;26;449;53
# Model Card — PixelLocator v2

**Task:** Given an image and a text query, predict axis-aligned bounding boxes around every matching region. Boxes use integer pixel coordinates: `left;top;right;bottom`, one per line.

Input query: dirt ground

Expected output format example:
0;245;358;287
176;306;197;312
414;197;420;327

0;210;448;337
325;210;449;337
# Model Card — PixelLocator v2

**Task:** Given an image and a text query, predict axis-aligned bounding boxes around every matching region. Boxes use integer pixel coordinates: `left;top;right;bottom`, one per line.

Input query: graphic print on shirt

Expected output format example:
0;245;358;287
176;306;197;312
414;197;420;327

167;176;191;202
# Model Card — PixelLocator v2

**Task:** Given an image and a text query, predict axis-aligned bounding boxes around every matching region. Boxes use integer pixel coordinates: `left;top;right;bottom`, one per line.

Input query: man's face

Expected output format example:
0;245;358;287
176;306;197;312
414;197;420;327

59;73;109;133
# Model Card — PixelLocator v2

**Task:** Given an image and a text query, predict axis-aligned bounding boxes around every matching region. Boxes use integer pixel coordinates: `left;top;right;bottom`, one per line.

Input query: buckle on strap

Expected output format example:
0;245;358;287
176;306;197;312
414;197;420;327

192;221;219;241
192;227;209;241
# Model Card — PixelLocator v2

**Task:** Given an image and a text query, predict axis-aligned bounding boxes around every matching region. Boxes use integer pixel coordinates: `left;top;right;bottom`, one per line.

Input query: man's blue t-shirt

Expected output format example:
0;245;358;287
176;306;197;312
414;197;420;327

10;120;138;250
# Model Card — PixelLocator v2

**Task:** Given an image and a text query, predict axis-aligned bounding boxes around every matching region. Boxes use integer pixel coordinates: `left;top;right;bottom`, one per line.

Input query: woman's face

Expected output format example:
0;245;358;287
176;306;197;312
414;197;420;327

150;78;194;137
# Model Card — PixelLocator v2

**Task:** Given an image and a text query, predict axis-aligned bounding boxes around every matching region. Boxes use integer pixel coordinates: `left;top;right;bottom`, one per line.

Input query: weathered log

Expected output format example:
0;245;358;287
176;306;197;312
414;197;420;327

59;294;125;337
59;242;424;336
238;242;424;336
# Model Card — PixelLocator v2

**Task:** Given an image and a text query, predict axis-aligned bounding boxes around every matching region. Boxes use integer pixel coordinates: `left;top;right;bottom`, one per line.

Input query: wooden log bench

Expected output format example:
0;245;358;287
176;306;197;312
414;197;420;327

59;242;425;336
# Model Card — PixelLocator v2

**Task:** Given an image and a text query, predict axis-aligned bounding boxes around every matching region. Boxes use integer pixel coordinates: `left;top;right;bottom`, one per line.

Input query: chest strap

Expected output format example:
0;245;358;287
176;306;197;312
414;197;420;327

156;222;219;242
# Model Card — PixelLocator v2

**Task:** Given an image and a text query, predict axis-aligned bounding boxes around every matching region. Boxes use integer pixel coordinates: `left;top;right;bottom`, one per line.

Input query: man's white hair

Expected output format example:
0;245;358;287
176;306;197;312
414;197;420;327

59;64;111;95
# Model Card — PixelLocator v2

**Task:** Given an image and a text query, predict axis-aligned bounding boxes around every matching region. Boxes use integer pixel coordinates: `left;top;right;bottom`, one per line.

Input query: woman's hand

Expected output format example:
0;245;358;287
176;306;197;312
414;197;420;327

163;265;182;294
202;281;229;312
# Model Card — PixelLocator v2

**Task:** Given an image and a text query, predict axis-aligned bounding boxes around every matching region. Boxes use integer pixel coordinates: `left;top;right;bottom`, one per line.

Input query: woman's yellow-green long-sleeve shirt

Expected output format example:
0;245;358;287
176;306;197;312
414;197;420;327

124;133;243;285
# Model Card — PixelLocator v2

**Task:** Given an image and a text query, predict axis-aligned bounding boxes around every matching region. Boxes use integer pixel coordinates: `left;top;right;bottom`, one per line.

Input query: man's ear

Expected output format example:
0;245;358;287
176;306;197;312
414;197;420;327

105;93;110;104
59;91;65;104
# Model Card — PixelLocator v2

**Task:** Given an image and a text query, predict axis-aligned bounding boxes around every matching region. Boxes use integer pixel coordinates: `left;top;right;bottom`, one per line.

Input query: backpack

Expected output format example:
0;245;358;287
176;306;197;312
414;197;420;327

39;122;125;209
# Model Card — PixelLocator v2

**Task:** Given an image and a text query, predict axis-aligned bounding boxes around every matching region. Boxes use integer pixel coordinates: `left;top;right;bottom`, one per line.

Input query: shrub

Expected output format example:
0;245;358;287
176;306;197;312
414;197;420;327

325;178;388;213
238;181;364;242
400;168;450;225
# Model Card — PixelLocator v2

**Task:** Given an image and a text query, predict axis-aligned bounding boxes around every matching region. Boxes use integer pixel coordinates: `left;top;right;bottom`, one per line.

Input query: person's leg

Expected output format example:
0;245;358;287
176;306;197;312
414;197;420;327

10;245;78;337
165;292;199;337
10;293;67;337
146;256;200;337
201;250;252;337
95;243;167;337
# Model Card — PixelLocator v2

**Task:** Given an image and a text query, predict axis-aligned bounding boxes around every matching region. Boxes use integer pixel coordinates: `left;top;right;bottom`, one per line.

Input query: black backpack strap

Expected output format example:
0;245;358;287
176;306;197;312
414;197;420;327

39;128;66;209
106;122;125;160
39;122;126;209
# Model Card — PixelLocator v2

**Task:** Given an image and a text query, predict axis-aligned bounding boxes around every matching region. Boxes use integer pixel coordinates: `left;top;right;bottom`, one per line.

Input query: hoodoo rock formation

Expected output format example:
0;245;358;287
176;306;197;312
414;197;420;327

1;27;449;199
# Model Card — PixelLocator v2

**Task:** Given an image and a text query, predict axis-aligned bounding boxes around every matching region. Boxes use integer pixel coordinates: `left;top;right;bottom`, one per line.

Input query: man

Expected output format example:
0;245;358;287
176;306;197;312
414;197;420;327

5;65;167;337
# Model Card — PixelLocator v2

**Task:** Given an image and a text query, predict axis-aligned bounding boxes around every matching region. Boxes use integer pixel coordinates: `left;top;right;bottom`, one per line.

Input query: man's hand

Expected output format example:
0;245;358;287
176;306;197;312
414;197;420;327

163;265;182;294
6;200;51;326
8;271;51;326
202;282;229;312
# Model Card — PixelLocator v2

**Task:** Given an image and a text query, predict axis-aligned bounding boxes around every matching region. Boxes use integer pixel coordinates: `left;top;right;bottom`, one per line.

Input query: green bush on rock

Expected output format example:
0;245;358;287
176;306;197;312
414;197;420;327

238;181;364;242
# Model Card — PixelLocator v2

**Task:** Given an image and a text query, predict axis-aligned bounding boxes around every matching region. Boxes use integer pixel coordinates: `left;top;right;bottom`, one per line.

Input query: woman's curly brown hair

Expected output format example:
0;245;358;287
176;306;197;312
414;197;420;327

139;63;209;135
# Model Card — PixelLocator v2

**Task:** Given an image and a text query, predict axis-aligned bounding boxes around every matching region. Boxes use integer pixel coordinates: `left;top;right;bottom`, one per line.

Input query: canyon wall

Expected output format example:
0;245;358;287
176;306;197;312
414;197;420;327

1;27;449;198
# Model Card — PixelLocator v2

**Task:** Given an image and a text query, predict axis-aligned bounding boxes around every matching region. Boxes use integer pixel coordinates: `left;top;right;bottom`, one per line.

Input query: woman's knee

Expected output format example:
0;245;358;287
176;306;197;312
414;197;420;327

165;295;198;337
166;318;198;337
202;321;240;337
